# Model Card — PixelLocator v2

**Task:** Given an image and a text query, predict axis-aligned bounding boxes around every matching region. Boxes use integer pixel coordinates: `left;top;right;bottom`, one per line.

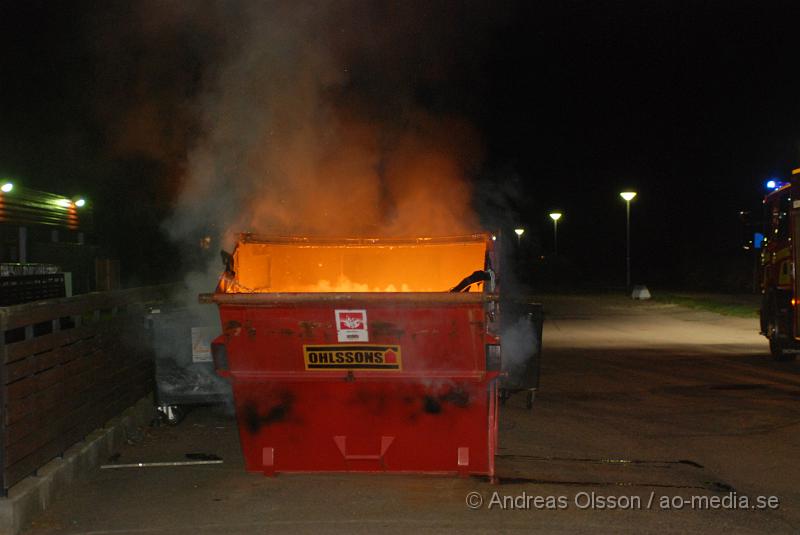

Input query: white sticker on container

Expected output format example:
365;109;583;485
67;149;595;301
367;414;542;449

335;309;369;342
191;327;214;362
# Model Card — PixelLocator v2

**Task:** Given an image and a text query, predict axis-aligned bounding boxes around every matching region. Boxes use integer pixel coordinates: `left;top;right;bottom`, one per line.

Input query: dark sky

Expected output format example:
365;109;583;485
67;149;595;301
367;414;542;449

473;1;800;289
1;1;799;288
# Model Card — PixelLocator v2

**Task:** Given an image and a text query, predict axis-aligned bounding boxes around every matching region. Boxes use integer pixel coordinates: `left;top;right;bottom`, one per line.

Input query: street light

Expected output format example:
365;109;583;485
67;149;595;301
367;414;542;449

619;191;637;289
549;212;562;255
1;182;12;193
514;227;525;245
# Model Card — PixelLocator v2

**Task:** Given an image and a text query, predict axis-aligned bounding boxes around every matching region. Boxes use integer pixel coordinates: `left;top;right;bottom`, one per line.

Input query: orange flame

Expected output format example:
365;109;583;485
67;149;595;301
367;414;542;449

223;235;488;293
231;113;481;243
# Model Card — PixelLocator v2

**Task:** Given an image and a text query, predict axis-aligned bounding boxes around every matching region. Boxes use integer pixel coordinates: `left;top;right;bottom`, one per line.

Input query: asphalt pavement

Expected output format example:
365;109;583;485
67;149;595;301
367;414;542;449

22;294;800;534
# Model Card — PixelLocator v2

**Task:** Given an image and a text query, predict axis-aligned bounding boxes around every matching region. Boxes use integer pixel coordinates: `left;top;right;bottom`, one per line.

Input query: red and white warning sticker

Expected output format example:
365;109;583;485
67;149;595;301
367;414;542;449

335;309;368;342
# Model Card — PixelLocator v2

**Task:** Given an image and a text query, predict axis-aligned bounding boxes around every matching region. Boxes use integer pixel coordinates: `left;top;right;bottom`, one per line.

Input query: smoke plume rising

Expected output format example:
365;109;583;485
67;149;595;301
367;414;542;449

109;1;501;249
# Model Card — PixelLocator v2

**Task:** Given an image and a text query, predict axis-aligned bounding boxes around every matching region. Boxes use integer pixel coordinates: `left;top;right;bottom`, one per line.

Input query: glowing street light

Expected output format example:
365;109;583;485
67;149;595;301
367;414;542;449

514;227;525;245
1;182;13;193
74;198;86;208
549;212;562;255
619;191;637;289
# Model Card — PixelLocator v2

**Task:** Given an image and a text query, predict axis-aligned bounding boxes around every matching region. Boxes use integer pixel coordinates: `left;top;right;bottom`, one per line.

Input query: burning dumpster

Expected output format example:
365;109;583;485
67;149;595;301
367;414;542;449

201;233;531;477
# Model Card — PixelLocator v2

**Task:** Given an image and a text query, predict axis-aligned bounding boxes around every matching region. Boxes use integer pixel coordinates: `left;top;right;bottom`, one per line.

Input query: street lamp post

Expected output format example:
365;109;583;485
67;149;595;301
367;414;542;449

514;227;525;246
619;191;637;290
549;212;562;255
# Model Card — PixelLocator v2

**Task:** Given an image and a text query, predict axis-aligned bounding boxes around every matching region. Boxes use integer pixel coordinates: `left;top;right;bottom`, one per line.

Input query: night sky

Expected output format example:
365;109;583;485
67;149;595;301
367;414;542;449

1;1;799;289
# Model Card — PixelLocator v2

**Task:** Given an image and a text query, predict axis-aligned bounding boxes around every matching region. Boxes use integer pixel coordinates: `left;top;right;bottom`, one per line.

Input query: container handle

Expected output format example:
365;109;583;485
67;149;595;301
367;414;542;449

333;436;394;461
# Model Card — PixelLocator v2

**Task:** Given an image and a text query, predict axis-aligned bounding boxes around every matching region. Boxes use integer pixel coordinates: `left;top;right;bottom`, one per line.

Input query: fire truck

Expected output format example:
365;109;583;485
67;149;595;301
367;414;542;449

759;168;800;361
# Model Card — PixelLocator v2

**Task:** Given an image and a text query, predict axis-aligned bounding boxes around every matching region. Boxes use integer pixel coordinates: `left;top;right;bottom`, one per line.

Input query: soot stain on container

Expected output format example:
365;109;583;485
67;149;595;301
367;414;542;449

242;392;295;433
224;320;242;336
422;386;471;415
423;396;442;414
441;387;470;408
371;321;405;337
298;321;317;338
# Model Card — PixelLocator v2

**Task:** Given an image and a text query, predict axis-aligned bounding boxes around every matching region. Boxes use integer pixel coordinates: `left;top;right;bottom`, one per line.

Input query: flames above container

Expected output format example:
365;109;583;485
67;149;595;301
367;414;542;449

139;2;494;251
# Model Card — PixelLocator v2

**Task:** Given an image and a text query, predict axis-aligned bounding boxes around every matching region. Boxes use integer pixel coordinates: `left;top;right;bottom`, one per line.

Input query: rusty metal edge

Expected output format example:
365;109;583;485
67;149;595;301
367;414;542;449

225;371;494;381
199;292;498;305
237;232;492;246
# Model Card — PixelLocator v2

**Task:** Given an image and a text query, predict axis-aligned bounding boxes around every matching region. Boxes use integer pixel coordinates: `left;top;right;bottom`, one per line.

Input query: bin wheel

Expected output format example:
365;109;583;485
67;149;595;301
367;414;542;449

499;389;509;406
157;405;186;426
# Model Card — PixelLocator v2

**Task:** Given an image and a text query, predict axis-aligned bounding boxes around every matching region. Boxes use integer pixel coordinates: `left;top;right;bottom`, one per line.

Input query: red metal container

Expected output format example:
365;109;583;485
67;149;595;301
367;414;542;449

203;234;501;476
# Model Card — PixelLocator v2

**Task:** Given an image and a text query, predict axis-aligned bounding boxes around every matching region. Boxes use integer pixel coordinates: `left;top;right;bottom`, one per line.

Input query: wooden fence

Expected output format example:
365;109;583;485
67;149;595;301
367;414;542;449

0;284;177;492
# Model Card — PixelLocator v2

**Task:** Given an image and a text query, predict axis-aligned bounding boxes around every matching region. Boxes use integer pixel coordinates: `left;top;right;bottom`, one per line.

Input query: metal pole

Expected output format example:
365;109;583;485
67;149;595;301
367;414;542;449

553;220;558;256
625;200;631;290
18;226;27;263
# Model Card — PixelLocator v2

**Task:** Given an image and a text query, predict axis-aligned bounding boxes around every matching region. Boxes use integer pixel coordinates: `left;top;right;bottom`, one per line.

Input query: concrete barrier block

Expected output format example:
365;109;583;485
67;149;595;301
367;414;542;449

119;414;137;438
35;459;65;509
89;428;114;459
0;477;44;535
0;395;153;535
0;499;13;535
62;442;84;463
54;449;79;490
75;439;102;478
107;422;127;453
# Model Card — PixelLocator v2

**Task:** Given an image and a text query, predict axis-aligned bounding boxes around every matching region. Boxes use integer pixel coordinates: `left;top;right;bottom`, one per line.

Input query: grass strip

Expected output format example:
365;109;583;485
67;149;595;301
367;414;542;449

653;293;759;318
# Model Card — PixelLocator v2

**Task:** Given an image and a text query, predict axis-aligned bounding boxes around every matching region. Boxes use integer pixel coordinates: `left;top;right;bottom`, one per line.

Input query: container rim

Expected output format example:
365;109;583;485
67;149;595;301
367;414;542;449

236;232;492;246
199;291;499;305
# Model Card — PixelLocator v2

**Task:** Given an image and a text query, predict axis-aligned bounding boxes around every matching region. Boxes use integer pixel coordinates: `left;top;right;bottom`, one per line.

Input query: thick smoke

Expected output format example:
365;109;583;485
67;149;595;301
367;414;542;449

500;314;539;387
86;0;514;292
147;1;498;249
85;1;535;403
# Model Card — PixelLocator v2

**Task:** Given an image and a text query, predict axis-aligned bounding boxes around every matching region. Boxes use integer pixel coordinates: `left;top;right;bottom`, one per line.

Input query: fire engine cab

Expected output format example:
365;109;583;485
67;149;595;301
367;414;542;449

760;168;800;361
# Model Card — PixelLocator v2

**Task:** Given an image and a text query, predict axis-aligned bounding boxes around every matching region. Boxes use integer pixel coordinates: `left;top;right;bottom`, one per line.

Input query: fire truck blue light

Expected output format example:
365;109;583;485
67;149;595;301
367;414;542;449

765;179;788;190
